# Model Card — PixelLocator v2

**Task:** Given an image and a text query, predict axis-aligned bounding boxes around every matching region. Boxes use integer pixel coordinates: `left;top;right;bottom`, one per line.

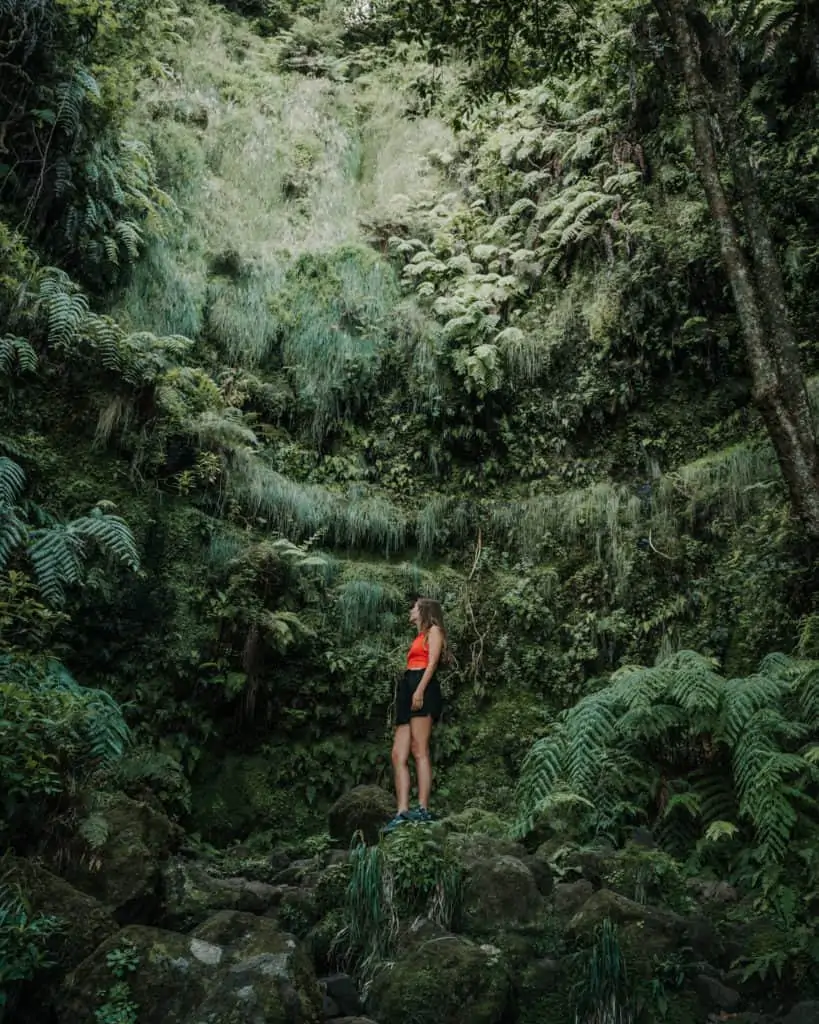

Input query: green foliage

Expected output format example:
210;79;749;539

0;655;131;848
516;650;819;872
572;919;631;1024
341;825;462;978
0;881;62;1012
93;941;140;1024
0;456;139;606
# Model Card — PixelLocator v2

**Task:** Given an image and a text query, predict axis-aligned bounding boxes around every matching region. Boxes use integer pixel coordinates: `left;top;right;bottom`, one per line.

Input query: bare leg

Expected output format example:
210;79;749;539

410;715;433;809
391;725;412;813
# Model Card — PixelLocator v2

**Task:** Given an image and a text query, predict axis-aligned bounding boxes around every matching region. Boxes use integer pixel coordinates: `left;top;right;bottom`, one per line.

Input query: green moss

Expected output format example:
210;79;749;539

368;936;512;1024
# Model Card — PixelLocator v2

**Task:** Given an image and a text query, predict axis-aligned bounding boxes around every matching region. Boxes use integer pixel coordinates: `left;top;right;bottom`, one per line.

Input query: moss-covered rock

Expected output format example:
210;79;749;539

459;854;544;936
58;911;322;1024
63;793;182;923
328;786;394;846
5;857;118;973
276;886;321;938
516;958;572;1024
367;935;512;1024
567;889;719;965
161;857;285;930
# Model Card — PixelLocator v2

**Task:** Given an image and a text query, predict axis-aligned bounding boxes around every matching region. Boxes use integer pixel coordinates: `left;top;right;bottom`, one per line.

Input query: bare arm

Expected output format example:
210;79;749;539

415;625;443;694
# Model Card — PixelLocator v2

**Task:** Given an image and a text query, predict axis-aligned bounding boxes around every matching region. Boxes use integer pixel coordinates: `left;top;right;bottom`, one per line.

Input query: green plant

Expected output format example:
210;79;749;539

340;824;462;980
0;883;62;1015
0;655;131;848
515;650;819;872
0;457;140;606
572;919;631;1024
94;940;140;1024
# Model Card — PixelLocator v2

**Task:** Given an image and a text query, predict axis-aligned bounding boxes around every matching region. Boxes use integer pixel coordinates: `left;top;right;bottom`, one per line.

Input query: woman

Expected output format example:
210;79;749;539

383;597;446;832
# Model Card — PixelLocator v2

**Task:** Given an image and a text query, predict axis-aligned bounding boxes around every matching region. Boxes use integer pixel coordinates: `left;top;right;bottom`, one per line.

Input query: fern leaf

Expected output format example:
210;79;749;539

67;510;140;572
0;457;26;504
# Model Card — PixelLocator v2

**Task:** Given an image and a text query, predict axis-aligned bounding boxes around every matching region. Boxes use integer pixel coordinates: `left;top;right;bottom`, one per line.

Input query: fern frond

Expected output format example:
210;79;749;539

78;812;110;850
0;457;26;505
67;510;140;572
0;336;38;375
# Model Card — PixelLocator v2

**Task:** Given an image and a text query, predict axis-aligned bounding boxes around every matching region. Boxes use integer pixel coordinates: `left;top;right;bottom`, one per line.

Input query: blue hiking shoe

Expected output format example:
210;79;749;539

408;805;435;823
381;811;411;834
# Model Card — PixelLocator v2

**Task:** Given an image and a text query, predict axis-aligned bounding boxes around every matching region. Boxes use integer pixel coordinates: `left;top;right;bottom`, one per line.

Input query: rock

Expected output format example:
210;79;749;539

515;957;570;1024
446;832;526;863
521;854;553;897
320;974;362;1017
323;993;340;1018
328;787;394;846
567;889;719;965
686;878;739;903
315;862;351;916
63;792;182;923
161;857;285;930
273;857;322;887
331;1020;379;1024
275;887;321;938
459;854;544;935
695;974;741;1011
553;879;593;916
59;911;322;1024
368;935;512;1024
783;1002;819;1024
5;857;118;973
560;844;613;886
395;915;448;953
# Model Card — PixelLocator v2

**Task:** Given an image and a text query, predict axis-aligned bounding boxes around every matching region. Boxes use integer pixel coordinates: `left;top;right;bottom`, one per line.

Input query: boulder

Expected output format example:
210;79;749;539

275;886;321;938
161;857;285;930
328;787;394;846
58;911;322;1024
63;793;182;923
4;857;118;973
695;973;740;1012
783;1003;819;1024
458;854;544;935
446;833;526;863
320;974;362;1017
566;889;719;965
553;879;593;916
368;935;512;1024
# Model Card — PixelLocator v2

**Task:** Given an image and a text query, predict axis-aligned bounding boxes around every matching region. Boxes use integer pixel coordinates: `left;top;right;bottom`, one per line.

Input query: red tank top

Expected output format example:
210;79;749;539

407;631;428;669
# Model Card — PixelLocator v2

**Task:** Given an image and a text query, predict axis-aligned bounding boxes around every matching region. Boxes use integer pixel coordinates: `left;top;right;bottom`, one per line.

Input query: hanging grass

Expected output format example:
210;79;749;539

233;455;409;555
653;442;779;527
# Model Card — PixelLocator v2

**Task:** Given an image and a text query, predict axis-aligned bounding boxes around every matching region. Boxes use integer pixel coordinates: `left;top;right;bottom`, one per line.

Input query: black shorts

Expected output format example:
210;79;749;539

396;669;442;726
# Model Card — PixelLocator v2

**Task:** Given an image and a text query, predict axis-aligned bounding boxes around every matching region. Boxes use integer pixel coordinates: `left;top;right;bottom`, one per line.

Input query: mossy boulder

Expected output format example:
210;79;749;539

63;793;182;923
161;857;285;930
328;786;393;846
58;911;322;1024
367;935;512;1024
459;854;544;936
5;857;118;973
566;889;719;966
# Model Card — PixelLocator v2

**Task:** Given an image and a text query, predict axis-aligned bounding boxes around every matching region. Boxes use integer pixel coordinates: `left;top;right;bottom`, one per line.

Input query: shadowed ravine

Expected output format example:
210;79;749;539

2;0;819;1020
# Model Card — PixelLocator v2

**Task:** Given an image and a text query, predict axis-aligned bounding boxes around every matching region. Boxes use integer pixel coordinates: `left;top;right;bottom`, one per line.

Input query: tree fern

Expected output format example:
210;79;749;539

515;650;819;869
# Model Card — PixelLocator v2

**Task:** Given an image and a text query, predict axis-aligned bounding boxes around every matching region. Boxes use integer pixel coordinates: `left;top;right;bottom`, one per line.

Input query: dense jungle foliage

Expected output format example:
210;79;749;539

3;0;819;1011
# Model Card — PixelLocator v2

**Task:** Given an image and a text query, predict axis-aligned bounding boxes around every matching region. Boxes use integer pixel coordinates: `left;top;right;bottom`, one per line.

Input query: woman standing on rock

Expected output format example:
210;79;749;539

383;597;446;832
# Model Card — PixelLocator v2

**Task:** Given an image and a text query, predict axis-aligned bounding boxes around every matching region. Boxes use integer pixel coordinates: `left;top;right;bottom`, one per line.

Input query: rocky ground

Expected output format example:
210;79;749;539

6;786;818;1024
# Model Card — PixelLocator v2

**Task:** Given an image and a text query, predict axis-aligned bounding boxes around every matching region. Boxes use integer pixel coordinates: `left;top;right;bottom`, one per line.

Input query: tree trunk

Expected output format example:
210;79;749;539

660;0;819;536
